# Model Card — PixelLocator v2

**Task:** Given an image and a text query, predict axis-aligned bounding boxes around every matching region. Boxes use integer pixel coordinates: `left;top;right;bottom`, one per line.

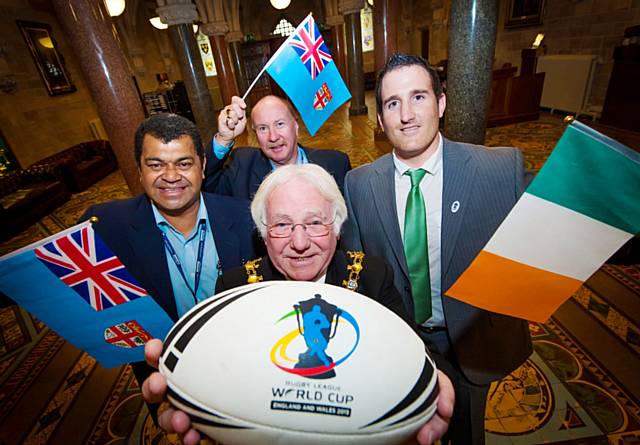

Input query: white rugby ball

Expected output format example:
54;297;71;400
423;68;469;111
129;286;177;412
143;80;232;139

159;281;439;445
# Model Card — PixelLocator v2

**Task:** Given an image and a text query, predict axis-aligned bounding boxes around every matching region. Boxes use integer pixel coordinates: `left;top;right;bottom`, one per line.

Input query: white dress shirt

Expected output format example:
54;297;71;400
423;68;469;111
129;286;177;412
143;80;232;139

393;134;444;327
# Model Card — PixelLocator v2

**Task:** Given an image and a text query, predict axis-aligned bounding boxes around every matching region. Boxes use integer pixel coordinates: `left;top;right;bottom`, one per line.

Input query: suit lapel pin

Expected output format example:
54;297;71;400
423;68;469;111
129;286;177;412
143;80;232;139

451;201;460;213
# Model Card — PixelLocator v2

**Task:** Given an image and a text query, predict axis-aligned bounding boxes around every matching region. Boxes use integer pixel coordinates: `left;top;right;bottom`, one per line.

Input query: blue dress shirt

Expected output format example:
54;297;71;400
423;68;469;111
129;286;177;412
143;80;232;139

152;195;219;317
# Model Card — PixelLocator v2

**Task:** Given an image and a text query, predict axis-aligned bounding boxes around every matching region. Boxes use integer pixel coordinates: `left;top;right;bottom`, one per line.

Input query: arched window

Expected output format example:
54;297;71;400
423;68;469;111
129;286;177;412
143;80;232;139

272;18;295;37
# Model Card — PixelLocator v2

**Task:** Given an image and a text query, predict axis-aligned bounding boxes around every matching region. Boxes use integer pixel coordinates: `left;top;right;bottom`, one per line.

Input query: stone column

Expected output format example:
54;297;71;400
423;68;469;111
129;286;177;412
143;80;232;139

340;0;367;116
444;0;498;144
373;0;398;74
227;31;248;96
201;22;238;105
158;0;216;143
52;0;144;195
325;14;348;87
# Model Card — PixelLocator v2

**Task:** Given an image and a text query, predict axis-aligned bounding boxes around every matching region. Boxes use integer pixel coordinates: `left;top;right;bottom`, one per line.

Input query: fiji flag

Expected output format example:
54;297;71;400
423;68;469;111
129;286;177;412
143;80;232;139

266;14;351;136
0;220;173;368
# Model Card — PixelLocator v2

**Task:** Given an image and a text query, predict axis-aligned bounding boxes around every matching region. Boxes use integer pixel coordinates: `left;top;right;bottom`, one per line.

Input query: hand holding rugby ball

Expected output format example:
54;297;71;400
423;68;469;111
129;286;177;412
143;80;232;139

159;281;439;445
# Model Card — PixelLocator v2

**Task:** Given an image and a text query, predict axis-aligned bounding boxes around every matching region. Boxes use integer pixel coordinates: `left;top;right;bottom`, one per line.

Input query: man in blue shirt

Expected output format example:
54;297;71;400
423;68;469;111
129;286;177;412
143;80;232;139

82;113;257;322
203;95;351;198
81;114;258;420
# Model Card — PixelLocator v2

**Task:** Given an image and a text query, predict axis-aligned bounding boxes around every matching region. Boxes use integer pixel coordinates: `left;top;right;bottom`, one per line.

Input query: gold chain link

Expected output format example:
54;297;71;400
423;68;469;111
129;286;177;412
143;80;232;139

342;251;365;292
244;258;263;283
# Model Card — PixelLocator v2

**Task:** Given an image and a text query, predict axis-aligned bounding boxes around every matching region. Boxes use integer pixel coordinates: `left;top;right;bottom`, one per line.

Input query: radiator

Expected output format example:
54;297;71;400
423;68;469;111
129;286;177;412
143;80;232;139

536;55;596;114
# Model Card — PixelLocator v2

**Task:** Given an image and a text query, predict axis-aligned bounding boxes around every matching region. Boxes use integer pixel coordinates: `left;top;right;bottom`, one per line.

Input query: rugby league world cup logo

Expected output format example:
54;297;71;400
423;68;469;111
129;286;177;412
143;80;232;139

271;294;360;379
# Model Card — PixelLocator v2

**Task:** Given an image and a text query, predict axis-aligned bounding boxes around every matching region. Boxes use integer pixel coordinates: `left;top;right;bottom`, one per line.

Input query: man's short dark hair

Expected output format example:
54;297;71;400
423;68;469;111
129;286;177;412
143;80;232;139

375;53;443;115
134;113;203;166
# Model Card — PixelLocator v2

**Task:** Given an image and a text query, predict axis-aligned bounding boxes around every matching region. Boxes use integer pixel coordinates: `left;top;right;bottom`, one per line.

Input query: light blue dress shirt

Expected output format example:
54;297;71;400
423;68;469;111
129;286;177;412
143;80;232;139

211;137;308;169
152;195;219;317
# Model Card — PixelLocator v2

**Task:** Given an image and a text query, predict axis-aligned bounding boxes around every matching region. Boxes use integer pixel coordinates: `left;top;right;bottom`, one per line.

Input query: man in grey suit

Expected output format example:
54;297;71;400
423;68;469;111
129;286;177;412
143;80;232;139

342;53;532;444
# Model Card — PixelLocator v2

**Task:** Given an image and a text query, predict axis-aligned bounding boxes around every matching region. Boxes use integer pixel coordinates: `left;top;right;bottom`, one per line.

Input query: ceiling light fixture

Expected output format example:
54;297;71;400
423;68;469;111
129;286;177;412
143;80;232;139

270;0;291;10
105;0;126;17
149;16;168;30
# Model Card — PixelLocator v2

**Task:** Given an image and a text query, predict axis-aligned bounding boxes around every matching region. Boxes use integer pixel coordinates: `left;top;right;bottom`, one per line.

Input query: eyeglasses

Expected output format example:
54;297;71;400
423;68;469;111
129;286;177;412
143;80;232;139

264;219;335;238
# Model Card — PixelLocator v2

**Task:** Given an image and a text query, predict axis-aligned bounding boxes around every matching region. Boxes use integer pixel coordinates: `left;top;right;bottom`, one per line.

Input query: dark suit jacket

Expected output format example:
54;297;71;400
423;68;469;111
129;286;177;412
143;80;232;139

342;138;532;385
216;250;411;326
80;193;257;321
204;145;352;199
81;193;259;416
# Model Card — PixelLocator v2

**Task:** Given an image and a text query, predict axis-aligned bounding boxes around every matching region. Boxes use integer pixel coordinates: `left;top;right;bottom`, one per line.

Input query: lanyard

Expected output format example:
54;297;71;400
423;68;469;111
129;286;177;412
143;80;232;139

162;220;207;302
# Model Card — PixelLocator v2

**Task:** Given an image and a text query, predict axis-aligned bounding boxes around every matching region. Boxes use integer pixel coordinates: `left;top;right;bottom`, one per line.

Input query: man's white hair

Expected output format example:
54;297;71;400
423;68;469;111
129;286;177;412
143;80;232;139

251;164;348;239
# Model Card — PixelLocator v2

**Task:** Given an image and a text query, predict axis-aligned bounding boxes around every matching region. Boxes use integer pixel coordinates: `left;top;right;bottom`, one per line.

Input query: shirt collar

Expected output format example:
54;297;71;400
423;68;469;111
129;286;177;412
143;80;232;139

151;193;209;238
392;132;443;178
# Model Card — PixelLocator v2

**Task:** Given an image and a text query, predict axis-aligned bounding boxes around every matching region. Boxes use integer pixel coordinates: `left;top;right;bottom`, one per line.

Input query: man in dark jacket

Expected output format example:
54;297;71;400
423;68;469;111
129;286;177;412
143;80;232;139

142;164;455;445
82;114;258;419
204;95;351;198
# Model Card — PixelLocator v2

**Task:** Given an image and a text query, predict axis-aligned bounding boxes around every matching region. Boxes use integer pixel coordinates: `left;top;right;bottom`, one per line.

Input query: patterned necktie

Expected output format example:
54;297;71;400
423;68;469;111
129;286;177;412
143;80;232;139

403;168;432;323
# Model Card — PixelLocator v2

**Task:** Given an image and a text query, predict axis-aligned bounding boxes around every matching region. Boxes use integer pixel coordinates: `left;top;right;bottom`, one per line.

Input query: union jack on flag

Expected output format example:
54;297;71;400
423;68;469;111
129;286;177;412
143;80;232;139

289;15;332;80
34;224;148;311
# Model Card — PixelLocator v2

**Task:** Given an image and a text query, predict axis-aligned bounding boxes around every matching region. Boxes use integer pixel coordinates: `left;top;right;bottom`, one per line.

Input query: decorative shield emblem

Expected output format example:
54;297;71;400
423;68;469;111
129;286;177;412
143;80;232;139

313;83;333;110
104;320;152;348
200;43;209;54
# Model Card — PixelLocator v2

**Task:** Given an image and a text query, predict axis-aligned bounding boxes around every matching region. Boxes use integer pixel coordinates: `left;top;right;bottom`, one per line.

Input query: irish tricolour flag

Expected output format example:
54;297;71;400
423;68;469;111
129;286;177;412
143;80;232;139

448;121;640;322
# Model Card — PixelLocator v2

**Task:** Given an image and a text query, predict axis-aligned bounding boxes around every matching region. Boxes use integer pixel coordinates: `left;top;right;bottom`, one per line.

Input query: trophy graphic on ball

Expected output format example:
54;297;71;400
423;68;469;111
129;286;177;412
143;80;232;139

294;294;342;379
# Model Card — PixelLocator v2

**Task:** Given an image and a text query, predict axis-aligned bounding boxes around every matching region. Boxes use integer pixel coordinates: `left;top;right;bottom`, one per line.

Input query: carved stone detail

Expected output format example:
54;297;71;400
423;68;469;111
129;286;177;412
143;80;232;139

156;2;198;26
338;0;365;15
200;21;229;35
325;14;344;27
226;30;243;42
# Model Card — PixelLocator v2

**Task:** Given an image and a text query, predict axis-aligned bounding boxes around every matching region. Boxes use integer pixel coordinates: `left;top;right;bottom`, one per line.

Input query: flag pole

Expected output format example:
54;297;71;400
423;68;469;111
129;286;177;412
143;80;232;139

241;68;267;101
240;13;312;101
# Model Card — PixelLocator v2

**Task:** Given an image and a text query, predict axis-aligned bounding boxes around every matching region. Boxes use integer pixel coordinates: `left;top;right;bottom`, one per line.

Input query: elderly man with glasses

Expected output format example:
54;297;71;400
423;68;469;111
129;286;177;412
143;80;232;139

142;163;456;445
215;163;408;315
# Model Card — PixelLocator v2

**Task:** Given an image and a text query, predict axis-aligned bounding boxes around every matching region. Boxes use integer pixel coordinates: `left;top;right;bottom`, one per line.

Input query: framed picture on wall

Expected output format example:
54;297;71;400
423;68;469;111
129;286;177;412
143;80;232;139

17;20;76;96
505;0;544;29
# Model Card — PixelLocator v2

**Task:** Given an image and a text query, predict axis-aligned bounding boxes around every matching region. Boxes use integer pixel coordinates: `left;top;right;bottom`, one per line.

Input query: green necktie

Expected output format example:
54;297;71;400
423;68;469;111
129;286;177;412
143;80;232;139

403;168;432;323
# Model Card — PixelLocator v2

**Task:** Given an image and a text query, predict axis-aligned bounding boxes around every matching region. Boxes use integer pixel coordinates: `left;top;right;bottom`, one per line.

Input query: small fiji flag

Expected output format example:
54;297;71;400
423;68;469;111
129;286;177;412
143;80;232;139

0;220;173;368
265;13;351;136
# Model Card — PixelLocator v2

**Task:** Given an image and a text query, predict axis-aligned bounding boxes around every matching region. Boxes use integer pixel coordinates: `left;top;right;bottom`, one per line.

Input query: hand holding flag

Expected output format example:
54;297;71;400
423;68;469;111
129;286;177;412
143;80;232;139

244;14;351;136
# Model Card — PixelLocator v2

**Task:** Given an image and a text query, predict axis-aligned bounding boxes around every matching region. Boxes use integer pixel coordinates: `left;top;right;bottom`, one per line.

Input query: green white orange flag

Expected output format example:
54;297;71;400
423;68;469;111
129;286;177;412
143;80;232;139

447;121;640;322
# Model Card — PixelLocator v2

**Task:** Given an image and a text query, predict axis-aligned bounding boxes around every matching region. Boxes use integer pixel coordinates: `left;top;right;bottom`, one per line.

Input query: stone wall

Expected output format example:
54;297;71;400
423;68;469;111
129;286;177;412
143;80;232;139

398;0;450;65
494;0;640;109
0;1;99;168
0;0;230;169
400;0;640;110
116;5;224;109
